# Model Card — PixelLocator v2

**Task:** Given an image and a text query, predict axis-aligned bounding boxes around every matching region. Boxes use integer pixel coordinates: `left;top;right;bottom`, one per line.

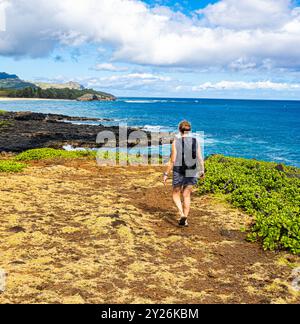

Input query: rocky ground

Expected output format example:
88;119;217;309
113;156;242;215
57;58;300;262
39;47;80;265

0;111;171;152
0;158;299;304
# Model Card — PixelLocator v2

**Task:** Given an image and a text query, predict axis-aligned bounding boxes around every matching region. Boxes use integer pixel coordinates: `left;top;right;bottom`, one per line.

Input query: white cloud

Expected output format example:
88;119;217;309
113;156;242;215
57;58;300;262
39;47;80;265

192;80;300;91
0;0;9;31
92;63;128;72
36;73;300;97
198;0;291;29
1;0;300;71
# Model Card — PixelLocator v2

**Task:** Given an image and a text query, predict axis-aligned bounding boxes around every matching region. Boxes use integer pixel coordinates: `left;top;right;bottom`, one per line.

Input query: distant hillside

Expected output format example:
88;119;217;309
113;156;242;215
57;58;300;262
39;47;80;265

2;87;116;101
0;72;37;90
0;72;116;101
34;81;84;90
0;72;18;80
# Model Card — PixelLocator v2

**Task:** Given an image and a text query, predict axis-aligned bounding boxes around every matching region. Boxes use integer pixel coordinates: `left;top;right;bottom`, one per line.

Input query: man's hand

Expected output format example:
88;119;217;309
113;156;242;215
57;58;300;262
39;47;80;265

163;173;168;185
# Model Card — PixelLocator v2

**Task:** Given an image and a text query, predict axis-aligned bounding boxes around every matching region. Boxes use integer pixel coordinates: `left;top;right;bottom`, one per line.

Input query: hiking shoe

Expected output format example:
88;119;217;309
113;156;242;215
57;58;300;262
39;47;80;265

179;217;188;227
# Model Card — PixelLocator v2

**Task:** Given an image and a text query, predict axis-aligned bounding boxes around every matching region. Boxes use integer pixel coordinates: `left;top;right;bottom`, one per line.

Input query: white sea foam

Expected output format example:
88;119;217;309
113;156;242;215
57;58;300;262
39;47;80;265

204;135;219;146
204;134;236;146
62;120;100;126
266;153;294;165
124;100;159;104
142;125;162;131
63;145;92;152
142;125;175;133
123;99;192;104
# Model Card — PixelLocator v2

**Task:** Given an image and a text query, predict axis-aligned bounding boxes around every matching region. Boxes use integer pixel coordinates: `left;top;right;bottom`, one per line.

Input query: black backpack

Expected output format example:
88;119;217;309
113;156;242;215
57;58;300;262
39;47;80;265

180;137;197;173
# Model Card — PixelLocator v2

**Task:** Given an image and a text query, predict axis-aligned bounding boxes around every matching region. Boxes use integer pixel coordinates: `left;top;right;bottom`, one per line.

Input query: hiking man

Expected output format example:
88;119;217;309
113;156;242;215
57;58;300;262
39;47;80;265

164;121;205;227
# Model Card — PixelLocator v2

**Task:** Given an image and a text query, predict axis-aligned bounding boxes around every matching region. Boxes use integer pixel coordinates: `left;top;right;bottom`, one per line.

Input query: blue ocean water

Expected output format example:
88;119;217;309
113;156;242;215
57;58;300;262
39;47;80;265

1;97;299;167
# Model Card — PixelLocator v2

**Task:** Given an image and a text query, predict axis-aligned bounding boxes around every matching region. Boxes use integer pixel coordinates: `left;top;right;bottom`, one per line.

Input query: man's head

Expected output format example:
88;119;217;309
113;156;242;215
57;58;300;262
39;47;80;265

179;120;192;134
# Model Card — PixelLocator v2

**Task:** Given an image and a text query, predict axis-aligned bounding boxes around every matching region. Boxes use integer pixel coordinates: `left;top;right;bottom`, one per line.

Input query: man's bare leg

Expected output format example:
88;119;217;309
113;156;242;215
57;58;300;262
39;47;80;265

183;185;193;218
173;187;184;218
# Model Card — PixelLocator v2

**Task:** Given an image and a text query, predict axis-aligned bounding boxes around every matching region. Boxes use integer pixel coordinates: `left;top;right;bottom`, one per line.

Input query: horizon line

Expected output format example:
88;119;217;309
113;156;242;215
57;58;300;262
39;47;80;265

117;96;300;102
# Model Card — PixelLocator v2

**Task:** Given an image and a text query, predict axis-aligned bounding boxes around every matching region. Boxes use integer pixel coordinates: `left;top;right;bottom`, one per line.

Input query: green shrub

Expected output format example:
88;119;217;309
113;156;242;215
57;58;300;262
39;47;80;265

0;111;12;130
15;148;150;165
0;160;27;173
198;155;300;254
96;150;151;165
15;148;96;161
0;120;12;129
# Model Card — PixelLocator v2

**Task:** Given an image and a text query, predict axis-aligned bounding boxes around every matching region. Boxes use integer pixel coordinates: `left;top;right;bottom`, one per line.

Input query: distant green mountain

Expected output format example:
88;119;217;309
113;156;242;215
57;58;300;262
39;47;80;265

0;72;116;101
3;87;116;101
0;72;37;90
0;72;18;80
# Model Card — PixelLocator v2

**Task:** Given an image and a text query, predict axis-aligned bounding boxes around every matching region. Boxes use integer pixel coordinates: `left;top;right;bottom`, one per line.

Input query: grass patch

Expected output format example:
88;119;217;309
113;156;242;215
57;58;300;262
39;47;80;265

14;148;97;161
15;148;154;165
198;155;300;254
96;150;152;165
0;110;11;129
0;160;27;173
0;120;12;130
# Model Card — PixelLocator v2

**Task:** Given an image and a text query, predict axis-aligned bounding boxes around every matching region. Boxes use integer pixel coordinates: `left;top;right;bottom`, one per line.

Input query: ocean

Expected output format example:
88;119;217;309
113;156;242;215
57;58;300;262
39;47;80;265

1;97;299;167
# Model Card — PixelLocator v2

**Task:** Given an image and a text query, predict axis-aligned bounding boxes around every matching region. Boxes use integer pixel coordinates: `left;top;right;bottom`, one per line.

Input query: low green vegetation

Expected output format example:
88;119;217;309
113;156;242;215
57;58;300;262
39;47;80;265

2;86;114;100
0;160;27;173
198;155;300;254
96;150;151;165
0;110;12;131
0;80;36;91
14;148;97;161
0;120;12;130
0;90;11;97
14;148;148;165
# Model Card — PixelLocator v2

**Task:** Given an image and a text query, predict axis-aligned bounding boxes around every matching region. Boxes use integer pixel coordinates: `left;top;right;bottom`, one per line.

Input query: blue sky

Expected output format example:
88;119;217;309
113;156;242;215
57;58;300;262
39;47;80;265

1;0;300;99
143;0;219;13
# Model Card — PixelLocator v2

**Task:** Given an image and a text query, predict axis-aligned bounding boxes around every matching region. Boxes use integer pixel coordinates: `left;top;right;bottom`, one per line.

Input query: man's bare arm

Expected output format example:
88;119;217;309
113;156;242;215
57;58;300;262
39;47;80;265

198;143;205;177
164;141;176;182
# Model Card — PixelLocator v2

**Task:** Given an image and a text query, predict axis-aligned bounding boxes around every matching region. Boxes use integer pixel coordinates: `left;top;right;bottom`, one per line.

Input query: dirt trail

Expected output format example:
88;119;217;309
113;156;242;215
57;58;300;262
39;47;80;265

0;159;299;304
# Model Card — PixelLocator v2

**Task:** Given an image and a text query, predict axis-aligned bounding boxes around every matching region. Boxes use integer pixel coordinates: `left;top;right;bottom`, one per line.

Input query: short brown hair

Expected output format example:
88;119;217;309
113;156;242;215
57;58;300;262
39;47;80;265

179;120;191;134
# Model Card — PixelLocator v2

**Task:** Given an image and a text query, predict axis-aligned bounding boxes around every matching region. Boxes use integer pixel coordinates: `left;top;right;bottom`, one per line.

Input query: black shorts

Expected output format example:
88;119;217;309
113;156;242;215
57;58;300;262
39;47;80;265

173;171;199;188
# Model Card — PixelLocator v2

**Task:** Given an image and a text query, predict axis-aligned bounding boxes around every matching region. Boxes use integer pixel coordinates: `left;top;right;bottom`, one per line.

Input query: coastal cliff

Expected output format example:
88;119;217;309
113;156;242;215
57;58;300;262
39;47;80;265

0;111;170;152
76;93;116;102
0;72;36;90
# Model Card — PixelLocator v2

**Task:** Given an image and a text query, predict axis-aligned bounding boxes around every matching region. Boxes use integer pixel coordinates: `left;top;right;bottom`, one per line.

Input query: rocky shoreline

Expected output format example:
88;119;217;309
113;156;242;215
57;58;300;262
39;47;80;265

0;111;172;153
